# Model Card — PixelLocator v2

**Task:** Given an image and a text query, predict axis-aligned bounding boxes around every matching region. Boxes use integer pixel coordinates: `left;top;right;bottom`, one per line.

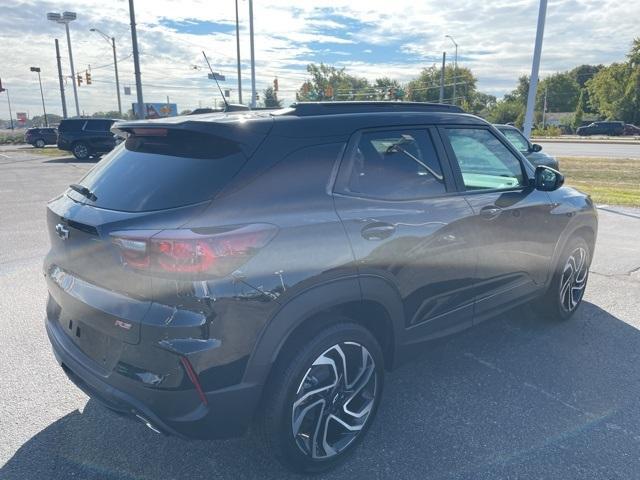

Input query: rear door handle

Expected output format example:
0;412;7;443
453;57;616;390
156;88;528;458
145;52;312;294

479;205;502;219
361;222;396;240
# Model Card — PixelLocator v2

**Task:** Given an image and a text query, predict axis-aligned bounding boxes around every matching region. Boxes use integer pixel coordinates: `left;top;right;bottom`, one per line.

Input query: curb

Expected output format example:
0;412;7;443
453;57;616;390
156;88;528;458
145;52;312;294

532;138;640;146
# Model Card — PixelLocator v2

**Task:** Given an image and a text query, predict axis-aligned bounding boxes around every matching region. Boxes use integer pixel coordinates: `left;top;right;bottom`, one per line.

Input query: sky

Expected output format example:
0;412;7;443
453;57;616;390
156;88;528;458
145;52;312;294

1;0;638;118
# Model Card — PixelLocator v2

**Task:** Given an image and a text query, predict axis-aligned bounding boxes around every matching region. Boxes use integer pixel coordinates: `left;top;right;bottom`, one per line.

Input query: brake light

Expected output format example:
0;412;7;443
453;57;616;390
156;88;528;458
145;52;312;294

111;224;276;279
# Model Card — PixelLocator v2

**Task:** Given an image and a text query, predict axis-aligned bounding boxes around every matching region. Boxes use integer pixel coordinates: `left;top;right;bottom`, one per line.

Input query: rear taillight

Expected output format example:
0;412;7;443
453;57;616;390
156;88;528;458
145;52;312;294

111;224;276;279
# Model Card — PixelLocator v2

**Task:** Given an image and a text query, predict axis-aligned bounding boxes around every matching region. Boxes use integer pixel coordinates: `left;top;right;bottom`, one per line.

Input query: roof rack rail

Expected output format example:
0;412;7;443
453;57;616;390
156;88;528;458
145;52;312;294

288;101;464;116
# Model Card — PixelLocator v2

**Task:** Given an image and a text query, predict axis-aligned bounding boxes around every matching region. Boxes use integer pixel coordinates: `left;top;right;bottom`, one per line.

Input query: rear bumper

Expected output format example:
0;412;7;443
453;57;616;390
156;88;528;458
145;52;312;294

46;315;262;439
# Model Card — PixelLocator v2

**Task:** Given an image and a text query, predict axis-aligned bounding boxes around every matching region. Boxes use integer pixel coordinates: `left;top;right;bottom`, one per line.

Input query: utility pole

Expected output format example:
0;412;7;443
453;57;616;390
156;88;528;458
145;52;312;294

90;29;123;116
128;0;145;119
235;0;243;104
54;39;68;119
542;86;548;128
248;0;257;108
523;0;548;138
445;35;458;106
439;51;446;103
30;67;48;127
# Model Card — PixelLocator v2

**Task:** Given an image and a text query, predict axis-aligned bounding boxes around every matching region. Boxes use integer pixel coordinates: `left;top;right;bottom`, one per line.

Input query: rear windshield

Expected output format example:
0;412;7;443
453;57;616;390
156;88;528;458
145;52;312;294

70;130;246;212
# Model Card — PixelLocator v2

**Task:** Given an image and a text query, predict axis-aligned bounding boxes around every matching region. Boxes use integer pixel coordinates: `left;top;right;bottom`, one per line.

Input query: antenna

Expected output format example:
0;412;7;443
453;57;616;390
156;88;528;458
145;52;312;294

202;51;229;110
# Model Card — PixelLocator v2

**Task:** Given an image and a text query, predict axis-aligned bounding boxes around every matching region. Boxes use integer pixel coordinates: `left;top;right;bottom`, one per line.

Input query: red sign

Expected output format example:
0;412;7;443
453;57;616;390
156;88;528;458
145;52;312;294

16;112;27;126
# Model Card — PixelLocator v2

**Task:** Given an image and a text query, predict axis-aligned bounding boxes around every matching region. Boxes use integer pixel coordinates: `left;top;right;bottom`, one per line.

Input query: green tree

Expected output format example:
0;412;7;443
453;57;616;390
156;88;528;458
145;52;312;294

406;65;477;105
573;89;586;130
262;87;283;108
587;38;640;124
297;63;371;101
485;99;523;125
537;72;581;112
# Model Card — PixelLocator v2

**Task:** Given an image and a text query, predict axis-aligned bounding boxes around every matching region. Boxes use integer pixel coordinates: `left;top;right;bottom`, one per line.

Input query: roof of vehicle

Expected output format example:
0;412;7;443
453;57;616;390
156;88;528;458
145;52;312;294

493;124;519;130
60;117;117;123
113;102;488;142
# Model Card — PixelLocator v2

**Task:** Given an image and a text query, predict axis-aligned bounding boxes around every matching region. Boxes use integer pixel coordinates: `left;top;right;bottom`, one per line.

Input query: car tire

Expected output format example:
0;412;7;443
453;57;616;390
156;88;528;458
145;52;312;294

72;142;91;160
536;236;591;321
258;320;384;473
34;139;46;148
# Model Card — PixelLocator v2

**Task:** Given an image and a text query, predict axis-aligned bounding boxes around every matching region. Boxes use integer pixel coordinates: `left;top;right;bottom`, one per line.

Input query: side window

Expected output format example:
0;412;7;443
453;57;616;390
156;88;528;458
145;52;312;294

343;129;446;200
84;120;112;132
446;128;525;191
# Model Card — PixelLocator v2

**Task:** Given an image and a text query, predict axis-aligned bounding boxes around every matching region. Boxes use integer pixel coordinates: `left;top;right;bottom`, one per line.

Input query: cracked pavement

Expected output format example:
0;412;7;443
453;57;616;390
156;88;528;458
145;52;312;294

1;151;639;479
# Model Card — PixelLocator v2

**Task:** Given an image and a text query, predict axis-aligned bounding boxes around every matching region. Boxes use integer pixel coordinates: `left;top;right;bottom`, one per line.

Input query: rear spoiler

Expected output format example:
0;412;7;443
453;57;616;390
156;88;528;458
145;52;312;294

111;113;273;158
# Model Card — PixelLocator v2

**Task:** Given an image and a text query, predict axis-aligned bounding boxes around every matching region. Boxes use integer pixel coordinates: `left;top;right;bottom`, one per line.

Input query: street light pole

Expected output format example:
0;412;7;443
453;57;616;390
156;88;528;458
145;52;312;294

523;0;548;138
90;28;122;116
248;0;257;108
445;35;458;105
54;39;68;119
30;67;48;127
235;0;243;104
48;12;80;117
128;0;145;119
1;88;14;130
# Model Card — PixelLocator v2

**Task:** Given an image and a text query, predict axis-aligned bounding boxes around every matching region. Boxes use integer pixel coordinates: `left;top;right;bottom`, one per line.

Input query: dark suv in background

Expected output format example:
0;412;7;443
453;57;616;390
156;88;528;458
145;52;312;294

25;127;58;148
57;118;117;159
576;121;625;136
45;102;597;473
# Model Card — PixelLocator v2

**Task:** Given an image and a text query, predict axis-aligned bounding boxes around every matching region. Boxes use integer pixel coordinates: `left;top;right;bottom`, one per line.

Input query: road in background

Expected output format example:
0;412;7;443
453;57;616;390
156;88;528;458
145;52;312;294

538;141;640;158
1;152;640;479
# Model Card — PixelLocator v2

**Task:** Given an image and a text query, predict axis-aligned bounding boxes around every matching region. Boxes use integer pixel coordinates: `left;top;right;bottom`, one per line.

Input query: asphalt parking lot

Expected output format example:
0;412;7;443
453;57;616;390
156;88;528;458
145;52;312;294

1;150;639;479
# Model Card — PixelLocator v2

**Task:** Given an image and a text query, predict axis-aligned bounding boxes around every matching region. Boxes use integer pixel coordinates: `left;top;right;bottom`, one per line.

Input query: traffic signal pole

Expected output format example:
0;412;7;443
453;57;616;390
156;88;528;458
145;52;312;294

55;39;68;119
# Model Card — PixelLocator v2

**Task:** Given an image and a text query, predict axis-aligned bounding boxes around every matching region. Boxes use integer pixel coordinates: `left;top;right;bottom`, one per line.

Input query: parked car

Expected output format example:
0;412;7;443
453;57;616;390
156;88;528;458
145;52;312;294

57;118;117;159
494;124;559;169
24;127;58;148
44;102;597;473
576;121;625;136
623;123;640;136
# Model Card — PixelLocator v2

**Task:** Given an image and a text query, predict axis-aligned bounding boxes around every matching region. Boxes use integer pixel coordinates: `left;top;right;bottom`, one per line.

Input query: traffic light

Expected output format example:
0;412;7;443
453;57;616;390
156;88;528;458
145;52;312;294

273;77;279;91
85;71;92;85
0;78;5;92
77;73;83;86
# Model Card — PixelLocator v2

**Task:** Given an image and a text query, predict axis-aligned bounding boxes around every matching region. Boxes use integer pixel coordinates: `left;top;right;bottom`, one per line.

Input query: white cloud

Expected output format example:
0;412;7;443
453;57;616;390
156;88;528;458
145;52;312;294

1;0;638;117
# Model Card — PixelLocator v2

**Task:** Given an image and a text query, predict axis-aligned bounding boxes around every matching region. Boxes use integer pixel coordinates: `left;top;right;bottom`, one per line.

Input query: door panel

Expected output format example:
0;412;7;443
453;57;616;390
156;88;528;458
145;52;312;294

440;125;558;318
334;127;477;342
464;189;557;316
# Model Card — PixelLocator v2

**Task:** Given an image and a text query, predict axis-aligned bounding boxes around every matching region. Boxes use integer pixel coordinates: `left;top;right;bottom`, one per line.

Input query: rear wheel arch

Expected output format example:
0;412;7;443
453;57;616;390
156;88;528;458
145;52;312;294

243;276;403;387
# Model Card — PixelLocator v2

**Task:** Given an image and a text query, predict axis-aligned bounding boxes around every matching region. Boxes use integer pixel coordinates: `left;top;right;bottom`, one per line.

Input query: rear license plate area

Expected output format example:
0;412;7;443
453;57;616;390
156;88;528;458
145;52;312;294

60;315;123;371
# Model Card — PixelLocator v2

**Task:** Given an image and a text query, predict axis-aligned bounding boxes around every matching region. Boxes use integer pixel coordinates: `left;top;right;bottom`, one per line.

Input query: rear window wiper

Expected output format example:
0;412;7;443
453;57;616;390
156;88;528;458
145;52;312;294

68;183;97;201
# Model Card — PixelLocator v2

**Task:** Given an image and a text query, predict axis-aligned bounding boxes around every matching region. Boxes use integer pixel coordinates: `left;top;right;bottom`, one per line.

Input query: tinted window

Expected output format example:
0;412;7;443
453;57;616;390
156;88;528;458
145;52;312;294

447;128;525;191
58;120;85;132
84;120;113;132
343;129;445;200
71;130;246;212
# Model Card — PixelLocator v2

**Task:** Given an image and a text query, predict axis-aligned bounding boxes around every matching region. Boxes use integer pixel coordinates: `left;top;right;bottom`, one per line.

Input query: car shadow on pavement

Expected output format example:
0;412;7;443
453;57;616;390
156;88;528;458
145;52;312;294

3;301;640;480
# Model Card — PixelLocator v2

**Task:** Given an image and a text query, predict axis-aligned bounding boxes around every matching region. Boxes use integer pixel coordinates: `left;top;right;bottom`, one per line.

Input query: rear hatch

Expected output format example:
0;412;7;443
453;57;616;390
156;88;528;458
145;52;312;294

45;114;272;370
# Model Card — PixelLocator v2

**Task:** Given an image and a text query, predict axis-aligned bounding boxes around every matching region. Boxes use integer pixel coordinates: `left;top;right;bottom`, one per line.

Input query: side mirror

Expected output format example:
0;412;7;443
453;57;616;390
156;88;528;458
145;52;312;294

531;143;543;152
534;165;564;191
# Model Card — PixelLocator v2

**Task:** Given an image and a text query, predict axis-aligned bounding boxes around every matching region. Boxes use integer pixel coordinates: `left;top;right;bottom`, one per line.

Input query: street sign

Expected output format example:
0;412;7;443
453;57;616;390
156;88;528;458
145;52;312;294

208;73;226;81
16;112;27;126
124;86;131;95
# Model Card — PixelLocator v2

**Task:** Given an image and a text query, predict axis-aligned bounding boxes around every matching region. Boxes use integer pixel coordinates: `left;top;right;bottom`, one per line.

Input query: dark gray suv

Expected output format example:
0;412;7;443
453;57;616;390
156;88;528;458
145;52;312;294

44;102;597;473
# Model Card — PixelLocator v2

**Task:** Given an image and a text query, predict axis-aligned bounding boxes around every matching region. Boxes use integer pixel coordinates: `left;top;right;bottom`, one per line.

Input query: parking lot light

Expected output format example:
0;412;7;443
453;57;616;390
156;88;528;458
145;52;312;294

47;11;80;117
30;67;48;127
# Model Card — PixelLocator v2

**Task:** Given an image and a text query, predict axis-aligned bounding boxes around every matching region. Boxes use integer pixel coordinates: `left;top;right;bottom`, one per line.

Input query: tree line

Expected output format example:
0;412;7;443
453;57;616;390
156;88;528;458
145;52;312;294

294;38;640;129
